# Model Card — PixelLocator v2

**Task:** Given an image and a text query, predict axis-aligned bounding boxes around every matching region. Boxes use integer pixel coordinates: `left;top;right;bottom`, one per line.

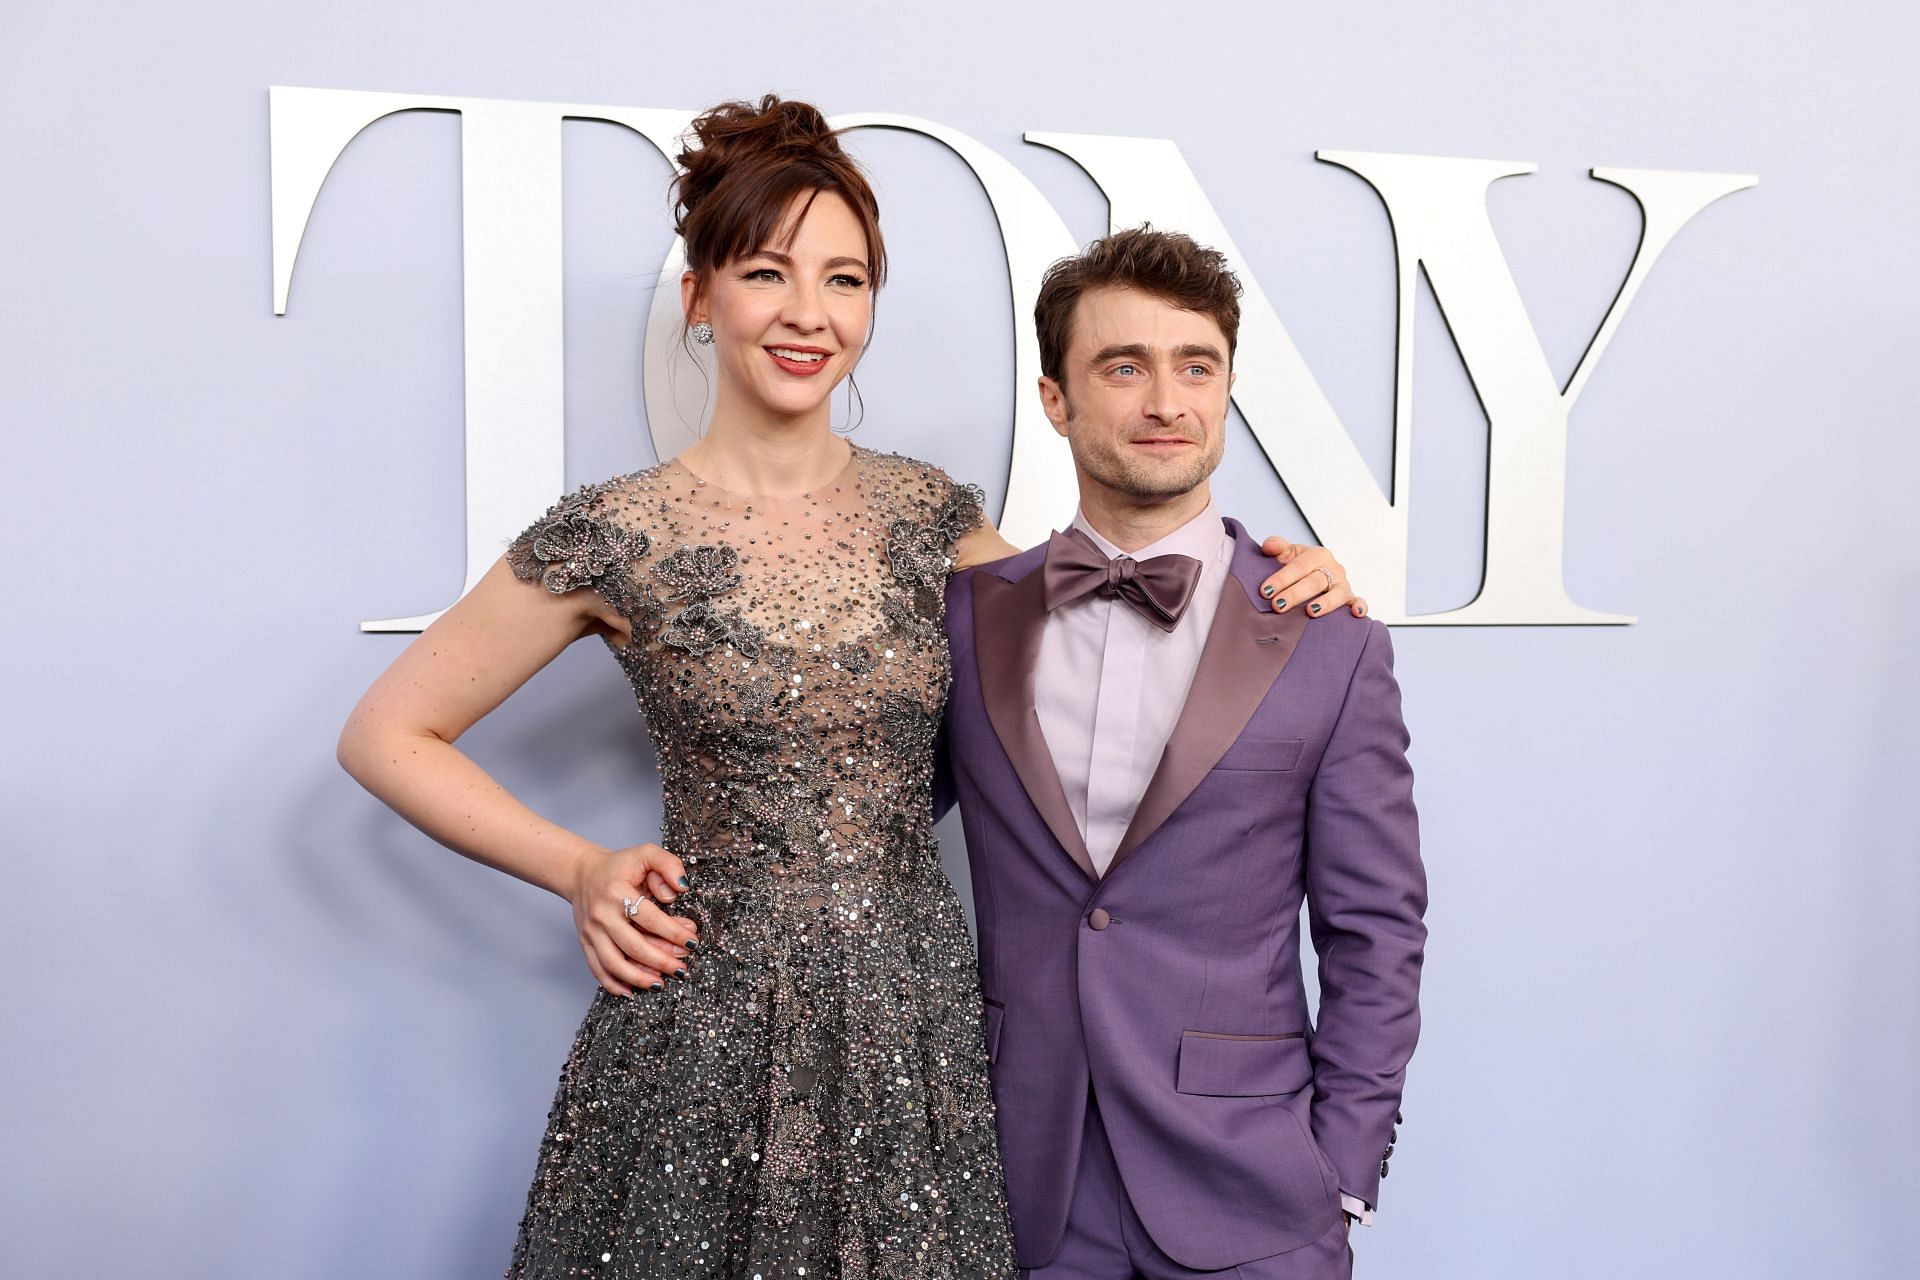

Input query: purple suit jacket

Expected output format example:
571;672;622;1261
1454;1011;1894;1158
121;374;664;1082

938;519;1426;1272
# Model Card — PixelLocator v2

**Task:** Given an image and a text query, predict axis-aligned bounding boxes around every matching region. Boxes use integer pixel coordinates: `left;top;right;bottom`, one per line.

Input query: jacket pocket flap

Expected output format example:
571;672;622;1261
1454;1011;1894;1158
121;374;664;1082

1211;737;1307;772
1175;1031;1311;1096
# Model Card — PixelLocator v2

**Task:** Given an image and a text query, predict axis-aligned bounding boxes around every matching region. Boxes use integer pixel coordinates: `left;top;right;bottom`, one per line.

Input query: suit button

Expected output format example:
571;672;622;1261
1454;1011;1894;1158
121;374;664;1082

1379;1160;1390;1178
1395;1111;1404;1124
1087;908;1112;931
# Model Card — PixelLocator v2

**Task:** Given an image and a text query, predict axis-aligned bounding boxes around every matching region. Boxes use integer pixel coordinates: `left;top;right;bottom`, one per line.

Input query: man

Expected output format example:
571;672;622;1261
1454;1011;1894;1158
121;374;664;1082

938;227;1425;1279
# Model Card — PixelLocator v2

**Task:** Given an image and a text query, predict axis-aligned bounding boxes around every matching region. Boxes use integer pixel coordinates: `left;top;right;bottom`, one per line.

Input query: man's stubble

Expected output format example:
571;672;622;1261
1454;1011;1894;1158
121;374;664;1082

1064;409;1225;505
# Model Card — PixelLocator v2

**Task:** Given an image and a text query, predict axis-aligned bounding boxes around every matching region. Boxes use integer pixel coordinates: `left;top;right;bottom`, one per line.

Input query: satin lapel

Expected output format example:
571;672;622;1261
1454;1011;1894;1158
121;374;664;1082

1107;528;1309;874
972;567;1098;882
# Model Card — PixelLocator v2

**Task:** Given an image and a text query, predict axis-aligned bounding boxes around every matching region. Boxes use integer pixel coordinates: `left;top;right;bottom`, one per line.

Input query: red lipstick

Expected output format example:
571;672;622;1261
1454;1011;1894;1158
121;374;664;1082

765;345;833;377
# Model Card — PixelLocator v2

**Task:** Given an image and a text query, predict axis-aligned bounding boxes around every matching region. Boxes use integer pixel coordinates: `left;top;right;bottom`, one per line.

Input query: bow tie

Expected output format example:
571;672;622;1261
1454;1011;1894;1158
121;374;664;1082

1042;527;1204;632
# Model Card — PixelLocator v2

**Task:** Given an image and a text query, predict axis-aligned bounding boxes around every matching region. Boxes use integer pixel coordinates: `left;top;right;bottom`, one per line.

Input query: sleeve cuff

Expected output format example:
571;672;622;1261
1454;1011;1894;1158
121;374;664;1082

1340;1192;1374;1226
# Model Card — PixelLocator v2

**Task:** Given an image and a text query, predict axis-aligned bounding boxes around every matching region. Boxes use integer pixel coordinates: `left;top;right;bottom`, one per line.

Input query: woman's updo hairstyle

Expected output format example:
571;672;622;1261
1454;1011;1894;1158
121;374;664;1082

673;95;886;290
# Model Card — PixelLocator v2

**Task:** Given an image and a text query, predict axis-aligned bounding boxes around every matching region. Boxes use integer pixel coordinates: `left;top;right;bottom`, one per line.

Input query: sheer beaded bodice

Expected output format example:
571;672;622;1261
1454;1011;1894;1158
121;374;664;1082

509;446;978;894
502;445;1015;1280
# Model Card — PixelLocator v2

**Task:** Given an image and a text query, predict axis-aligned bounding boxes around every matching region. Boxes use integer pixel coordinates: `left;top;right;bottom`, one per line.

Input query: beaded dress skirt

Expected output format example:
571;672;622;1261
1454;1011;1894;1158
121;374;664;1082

502;446;1016;1280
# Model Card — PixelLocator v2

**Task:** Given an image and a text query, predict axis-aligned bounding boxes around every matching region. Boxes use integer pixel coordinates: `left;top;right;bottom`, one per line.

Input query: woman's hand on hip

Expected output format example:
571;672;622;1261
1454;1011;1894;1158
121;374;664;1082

566;842;701;996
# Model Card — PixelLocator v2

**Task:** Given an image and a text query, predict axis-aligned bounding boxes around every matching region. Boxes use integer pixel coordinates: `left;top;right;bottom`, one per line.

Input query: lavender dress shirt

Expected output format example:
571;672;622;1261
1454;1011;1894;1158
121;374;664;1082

1032;502;1375;1226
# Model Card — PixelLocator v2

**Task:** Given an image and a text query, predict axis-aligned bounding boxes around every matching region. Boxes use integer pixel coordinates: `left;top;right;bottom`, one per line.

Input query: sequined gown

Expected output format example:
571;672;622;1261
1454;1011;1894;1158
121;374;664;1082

501;446;1017;1280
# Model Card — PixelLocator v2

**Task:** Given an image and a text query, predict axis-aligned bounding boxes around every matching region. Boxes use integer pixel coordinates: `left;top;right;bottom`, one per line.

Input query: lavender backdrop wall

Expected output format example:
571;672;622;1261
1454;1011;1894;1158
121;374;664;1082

2;2;1915;1276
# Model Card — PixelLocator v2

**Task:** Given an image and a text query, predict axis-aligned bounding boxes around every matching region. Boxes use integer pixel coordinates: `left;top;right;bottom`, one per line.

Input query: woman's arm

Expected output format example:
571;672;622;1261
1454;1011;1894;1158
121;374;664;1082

953;519;1020;569
336;558;697;995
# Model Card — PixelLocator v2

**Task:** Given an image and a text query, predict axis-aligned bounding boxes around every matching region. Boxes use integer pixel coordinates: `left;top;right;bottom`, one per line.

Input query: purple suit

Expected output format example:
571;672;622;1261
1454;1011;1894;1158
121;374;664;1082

938;519;1426;1274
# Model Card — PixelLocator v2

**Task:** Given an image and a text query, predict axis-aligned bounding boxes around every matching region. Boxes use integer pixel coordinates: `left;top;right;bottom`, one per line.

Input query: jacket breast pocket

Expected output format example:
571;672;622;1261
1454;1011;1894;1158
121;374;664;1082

1174;1031;1312;1096
1210;736;1306;773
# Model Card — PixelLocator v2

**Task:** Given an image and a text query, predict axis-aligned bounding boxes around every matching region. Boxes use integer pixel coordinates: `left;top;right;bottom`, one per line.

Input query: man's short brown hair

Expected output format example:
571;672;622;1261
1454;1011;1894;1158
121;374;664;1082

1034;225;1243;385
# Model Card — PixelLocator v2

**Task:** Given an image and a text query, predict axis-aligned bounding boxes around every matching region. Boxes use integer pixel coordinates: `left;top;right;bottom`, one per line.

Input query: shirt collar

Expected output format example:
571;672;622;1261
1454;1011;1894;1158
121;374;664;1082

1070;499;1224;564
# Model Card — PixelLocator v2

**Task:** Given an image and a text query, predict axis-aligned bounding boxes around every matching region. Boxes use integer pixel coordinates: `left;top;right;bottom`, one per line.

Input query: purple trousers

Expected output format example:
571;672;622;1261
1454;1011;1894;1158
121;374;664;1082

1021;1091;1354;1280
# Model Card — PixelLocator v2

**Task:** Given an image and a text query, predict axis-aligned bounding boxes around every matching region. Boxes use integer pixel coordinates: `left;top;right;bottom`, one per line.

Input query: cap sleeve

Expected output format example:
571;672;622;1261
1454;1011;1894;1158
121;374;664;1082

506;481;653;616
878;456;987;616
926;469;986;549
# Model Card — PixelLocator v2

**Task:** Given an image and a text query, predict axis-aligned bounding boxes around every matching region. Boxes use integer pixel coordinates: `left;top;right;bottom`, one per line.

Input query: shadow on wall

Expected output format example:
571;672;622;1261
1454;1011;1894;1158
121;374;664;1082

208;646;661;1275
1829;564;1920;1278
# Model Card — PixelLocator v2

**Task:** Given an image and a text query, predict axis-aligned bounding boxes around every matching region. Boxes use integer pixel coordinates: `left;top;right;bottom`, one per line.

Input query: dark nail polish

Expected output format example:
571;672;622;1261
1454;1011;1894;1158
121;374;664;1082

651;981;664;992
1261;584;1277;598
677;876;690;889
1273;598;1287;611
674;967;689;980
683;937;699;951
1309;602;1321;614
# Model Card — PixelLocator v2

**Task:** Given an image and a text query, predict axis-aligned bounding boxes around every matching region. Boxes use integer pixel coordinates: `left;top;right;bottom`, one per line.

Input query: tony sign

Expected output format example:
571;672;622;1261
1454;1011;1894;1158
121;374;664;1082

269;86;1754;629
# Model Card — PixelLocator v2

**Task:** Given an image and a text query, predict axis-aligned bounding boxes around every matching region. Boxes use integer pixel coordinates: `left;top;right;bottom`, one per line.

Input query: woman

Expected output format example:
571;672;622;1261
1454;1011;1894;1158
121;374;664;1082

338;96;1358;1279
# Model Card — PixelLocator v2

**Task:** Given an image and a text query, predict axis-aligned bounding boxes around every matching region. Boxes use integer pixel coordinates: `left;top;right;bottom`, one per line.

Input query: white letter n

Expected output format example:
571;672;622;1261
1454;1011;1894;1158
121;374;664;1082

1026;133;1755;625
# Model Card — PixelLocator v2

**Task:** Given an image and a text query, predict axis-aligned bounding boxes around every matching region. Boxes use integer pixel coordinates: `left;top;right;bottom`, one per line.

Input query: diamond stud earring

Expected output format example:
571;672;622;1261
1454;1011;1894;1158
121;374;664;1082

690;321;714;345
